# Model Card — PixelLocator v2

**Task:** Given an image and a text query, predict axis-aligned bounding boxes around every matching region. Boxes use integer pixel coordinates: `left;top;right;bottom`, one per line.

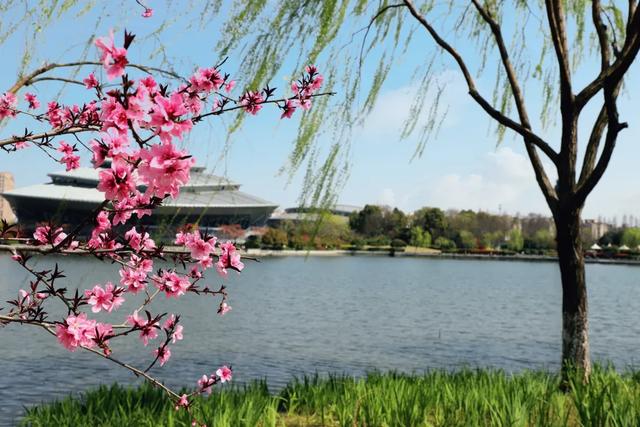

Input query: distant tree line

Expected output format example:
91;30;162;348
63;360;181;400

347;205;557;253
249;205;563;253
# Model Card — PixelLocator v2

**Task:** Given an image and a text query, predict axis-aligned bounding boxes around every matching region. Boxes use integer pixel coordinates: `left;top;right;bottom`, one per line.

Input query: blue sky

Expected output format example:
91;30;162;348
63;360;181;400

1;2;639;222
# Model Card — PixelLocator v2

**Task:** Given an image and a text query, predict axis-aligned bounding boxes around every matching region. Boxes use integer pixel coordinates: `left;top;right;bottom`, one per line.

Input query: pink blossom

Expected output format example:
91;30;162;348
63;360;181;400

216;241;244;277
139;325;159;346
101;127;130;157
162;314;185;343
11;252;22;262
280;99;296;119
56;313;97;351
33;225;67;246
94;31;128;81
125;226;156;252
57;141;80;171
142;8;153;18
97;160;137;201
127;310;158;346
95;322;114;354
126;310;147;328
197;375;213;394
0;92;17;120
90;140;108;167
19;289;31;305
129;253;154;273
218;302;232;316
84;282;125;313
189;68;223;93
24;93;40;109
224;80;236;93
95;211;111;232
100;96;129;133
171;324;184;343
137;142;194;198
149;92;193;144
154;346;171;366
61;154;80;171
187;233;215;262
83;72;100;89
13;141;28;150
139;76;158;94
177;394;189;409
298;97;312;110
153;270;191;298
310;74;324;91
57;141;74;156
111;197;135;225
189;265;203;279
216;365;233;383
163;314;178;329
119;266;147;293
46;102;68;128
239;91;264;115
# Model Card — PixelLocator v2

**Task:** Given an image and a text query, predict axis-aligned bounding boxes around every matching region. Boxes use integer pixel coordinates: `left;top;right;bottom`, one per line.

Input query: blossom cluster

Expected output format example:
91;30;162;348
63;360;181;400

1;27;324;416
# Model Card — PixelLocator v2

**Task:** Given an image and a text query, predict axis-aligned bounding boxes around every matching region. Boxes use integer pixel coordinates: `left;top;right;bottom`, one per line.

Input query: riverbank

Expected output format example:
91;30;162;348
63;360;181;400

247;248;640;265
21;367;640;426
3;243;640;265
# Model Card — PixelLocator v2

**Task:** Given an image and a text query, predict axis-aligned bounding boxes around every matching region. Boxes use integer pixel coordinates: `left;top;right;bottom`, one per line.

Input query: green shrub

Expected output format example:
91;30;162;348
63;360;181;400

391;238;407;248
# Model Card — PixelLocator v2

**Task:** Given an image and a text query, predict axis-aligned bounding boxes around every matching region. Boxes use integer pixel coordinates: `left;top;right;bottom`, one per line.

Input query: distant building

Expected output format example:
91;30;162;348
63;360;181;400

582;219;611;241
268;204;362;226
0;172;16;224
1;162;277;235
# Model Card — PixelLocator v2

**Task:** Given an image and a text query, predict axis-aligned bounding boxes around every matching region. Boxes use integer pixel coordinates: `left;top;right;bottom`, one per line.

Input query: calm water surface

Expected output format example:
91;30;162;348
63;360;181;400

1;254;640;424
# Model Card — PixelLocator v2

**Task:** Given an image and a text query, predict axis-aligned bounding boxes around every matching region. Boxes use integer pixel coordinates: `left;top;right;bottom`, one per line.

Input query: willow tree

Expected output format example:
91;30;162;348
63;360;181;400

3;1;640;381
213;0;640;381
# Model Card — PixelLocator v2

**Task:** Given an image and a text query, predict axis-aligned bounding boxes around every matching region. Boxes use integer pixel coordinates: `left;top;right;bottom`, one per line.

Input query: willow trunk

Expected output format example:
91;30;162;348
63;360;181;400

554;205;591;384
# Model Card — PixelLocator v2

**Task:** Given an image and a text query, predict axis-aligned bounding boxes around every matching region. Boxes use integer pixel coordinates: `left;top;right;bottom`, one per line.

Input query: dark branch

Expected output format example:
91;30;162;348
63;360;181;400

402;0;558;210
8;61;184;95
544;0;573;109
575;6;640;110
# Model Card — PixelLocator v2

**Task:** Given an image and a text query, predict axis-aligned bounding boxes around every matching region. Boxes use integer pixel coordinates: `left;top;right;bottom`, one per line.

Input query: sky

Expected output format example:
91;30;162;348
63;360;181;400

1;2;639;222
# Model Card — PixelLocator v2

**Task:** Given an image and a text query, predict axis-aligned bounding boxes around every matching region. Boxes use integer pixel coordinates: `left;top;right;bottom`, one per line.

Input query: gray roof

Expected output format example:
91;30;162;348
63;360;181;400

2;183;275;208
48;167;239;191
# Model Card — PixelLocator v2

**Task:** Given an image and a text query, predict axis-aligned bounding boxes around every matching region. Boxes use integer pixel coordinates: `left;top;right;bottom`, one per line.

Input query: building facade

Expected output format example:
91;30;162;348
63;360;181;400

0;172;16;224
2;163;277;236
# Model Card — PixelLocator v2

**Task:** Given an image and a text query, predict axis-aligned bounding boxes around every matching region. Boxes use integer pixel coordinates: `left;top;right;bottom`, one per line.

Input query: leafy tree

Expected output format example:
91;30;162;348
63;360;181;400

384;207;409;239
434;236;456;251
261;228;288;249
621;228;640;248
525;229;557;251
349;205;385;237
455;230;477;250
409;226;432;248
507;229;525;252
599;229;624;246
413;207;448;240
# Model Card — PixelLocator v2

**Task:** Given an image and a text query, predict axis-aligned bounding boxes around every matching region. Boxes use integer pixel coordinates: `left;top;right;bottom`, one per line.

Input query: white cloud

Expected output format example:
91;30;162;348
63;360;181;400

406;147;554;215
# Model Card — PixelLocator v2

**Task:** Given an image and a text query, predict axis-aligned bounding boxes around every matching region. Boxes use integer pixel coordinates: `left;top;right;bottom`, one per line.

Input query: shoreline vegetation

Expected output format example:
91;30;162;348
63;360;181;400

3;244;640;266
21;368;640;426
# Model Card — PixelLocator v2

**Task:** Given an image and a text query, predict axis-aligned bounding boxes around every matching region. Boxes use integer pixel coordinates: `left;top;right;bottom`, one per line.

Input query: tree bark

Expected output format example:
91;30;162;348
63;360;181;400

554;204;591;384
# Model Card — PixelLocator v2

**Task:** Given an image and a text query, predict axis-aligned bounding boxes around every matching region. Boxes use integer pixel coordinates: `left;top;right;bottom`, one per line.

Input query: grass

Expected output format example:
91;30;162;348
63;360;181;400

21;366;640;426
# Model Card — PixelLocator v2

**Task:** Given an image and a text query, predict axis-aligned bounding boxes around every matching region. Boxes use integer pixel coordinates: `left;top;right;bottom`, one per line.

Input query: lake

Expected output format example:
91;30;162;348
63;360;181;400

1;254;640;424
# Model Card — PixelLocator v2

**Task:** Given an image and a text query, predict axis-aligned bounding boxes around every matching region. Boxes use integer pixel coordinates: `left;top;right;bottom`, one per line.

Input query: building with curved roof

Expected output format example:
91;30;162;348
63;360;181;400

2;162;277;235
